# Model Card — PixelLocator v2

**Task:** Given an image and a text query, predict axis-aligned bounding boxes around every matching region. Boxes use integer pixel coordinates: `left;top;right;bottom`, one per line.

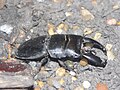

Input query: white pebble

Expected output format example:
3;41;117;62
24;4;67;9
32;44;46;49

82;81;91;89
65;12;73;17
106;44;113;51
107;18;117;25
37;0;44;2
69;71;76;76
107;51;115;60
0;24;13;34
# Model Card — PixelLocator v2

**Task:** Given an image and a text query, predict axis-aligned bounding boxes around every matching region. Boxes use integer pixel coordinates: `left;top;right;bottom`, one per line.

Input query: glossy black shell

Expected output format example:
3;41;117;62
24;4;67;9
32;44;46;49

16;34;83;61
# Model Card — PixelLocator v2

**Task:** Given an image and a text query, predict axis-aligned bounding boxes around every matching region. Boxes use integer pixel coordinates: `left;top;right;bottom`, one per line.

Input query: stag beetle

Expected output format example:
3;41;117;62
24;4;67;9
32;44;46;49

15;34;107;71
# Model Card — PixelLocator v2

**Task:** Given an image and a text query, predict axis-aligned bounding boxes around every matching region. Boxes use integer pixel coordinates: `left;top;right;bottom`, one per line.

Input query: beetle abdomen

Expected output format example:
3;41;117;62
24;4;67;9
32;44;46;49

16;35;47;60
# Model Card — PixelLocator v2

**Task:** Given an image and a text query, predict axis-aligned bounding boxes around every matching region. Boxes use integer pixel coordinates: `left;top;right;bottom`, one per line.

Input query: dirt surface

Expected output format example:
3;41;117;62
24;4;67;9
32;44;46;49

0;0;120;90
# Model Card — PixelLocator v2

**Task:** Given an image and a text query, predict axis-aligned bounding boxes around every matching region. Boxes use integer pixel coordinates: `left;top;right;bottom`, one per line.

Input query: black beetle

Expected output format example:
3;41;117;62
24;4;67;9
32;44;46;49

15;34;107;71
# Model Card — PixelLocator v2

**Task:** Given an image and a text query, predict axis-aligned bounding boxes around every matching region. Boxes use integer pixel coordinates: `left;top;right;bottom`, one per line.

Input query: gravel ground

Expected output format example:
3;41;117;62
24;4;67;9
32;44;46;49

0;0;120;90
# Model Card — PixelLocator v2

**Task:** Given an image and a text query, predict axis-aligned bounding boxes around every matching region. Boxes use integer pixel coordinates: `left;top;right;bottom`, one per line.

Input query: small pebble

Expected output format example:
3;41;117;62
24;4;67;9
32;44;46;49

48;23;56;35
91;0;97;5
69;71;76;76
37;80;44;88
84;28;93;35
81;7;94;21
30;29;34;33
59;78;65;85
48;28;56;35
65;12;73;17
34;87;40;90
0;24;13;34
66;0;73;6
96;83;108;90
53;0;63;3
82;81;91;89
107;50;115;60
113;4;119;10
116;21;120;26
74;86;84;90
106;18;117;25
65;60;74;68
19;30;26;38
105;44;115;60
37;0;44;2
0;0;5;9
72;25;80;30
80;58;88;67
106;44;113;51
57;23;68;32
57;23;64;29
63;24;68;31
56;67;66;77
93;32;102;40
72;76;77;82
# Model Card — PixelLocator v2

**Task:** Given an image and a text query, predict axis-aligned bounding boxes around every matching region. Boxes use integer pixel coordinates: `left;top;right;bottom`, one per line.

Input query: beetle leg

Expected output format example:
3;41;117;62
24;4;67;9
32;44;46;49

58;60;74;71
83;51;107;67
83;37;107;55
33;57;49;78
38;57;49;67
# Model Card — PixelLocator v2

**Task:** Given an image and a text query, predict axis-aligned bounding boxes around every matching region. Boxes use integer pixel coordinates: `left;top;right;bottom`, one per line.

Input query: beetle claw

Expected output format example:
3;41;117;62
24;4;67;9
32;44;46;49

83;37;107;55
83;51;107;67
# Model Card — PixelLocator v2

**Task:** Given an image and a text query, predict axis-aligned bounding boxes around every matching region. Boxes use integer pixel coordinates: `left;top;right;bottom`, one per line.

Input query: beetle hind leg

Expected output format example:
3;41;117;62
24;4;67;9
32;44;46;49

83;37;106;55
83;51;107;67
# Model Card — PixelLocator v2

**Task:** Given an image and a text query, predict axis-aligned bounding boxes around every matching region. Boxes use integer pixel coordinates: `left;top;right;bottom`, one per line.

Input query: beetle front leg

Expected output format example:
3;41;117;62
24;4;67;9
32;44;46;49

83;51;107;67
83;37;107;55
